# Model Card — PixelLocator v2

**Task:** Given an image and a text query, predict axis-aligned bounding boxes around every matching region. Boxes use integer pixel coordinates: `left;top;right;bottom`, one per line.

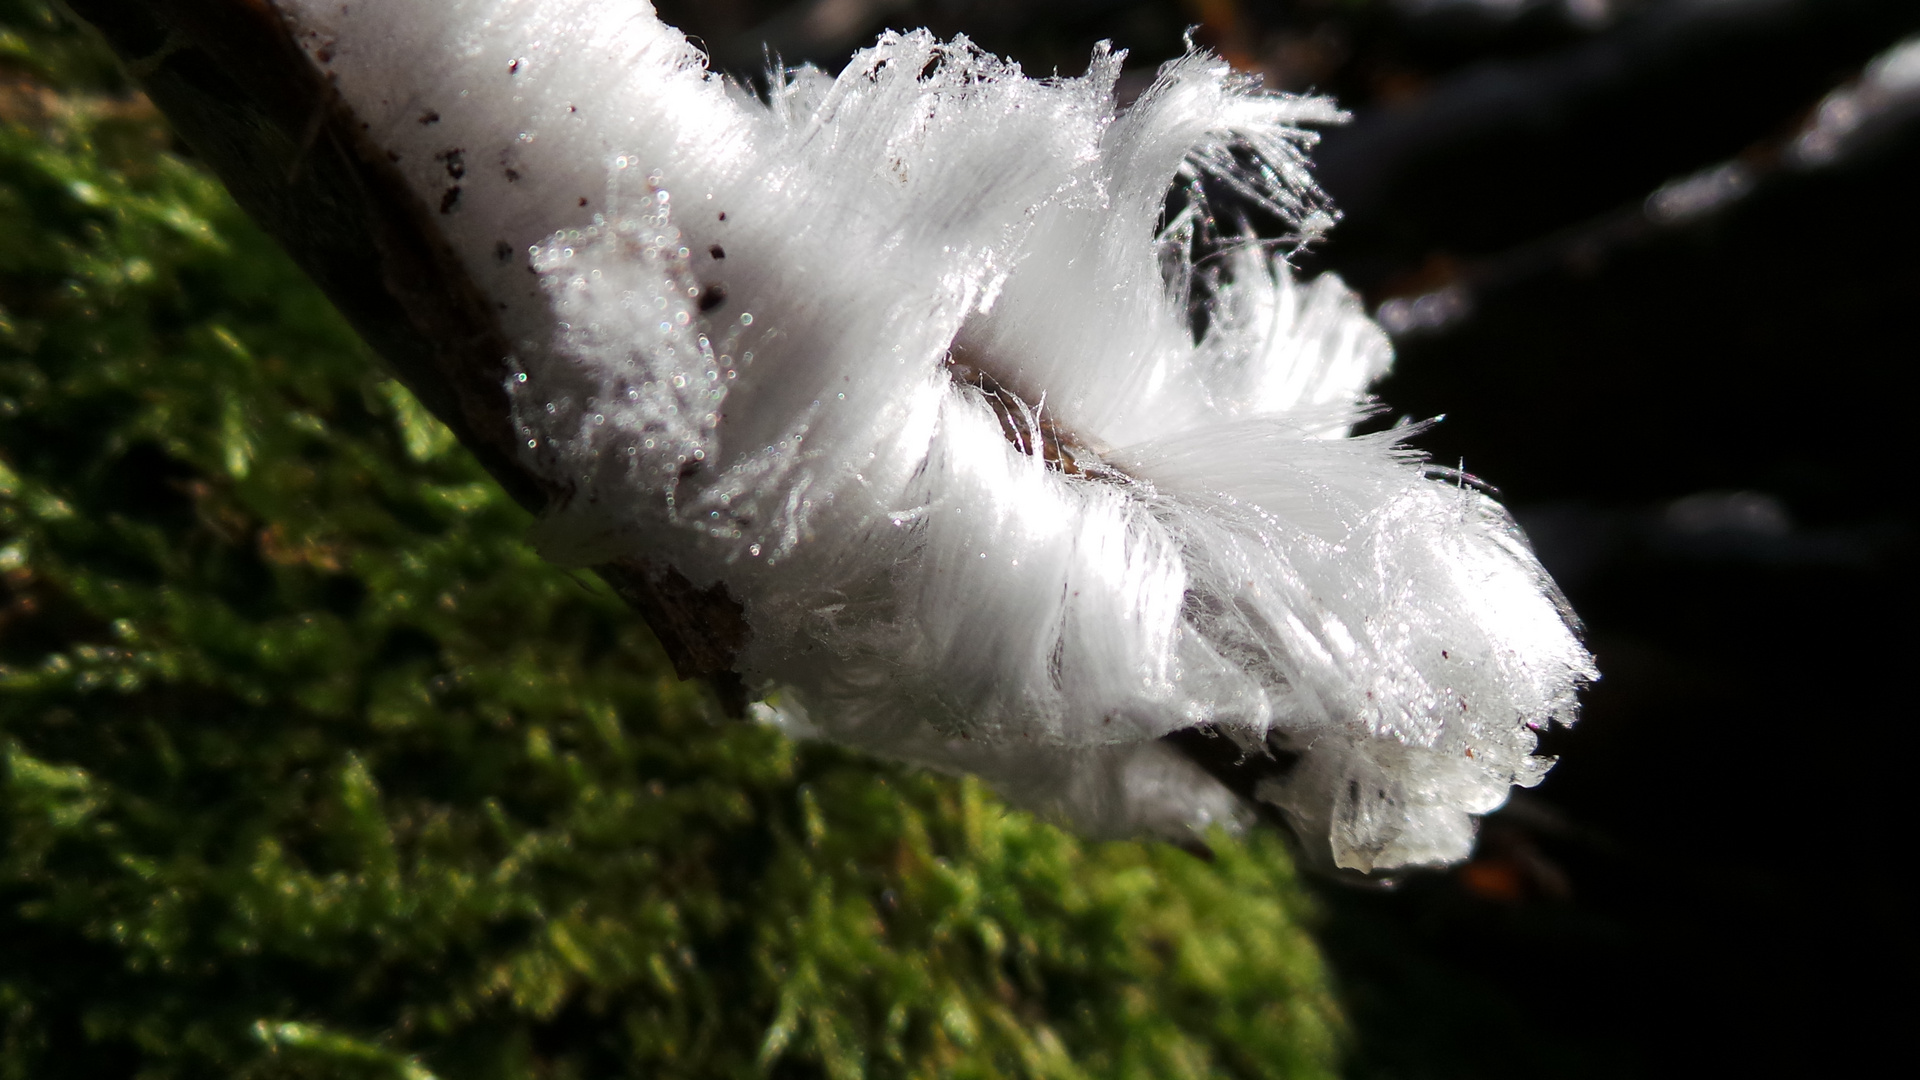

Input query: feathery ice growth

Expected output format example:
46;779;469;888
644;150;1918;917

279;0;1595;871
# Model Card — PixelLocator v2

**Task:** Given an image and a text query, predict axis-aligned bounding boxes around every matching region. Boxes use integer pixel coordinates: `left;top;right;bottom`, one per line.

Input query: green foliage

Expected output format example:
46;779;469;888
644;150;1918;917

0;3;1340;1076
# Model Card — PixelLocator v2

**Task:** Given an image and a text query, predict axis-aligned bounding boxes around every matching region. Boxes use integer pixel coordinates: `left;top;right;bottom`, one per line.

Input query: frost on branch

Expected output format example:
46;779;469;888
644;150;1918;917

275;0;1594;872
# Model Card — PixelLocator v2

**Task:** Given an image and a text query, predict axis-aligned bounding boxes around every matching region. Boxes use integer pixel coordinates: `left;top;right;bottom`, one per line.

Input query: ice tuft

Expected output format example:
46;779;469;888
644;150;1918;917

277;0;1594;871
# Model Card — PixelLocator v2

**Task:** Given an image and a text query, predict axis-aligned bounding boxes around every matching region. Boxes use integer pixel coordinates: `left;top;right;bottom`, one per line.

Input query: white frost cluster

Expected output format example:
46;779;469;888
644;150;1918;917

280;0;1594;871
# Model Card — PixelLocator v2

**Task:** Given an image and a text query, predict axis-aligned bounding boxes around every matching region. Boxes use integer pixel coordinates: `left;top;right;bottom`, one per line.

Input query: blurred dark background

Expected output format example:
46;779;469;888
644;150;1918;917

655;1;1920;1075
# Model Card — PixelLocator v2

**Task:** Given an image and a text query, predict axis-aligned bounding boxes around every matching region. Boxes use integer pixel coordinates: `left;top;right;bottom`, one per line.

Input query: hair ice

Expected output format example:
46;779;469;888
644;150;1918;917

276;0;1594;871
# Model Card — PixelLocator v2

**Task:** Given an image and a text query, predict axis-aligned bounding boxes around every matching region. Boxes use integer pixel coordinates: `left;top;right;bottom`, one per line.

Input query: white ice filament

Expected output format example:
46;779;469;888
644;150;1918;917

280;0;1595;871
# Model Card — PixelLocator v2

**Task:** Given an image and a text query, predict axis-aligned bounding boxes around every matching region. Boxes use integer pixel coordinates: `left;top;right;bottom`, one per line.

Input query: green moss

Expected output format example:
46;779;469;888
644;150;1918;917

0;3;1340;1076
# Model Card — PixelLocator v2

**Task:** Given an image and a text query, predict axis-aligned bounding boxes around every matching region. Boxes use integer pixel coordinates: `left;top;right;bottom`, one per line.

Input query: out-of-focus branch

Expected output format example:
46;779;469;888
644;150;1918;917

1371;32;1920;337
1313;0;1920;284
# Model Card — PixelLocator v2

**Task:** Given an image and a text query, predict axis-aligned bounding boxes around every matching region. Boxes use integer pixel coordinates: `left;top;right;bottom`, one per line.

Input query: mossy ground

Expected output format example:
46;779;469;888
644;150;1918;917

0;3;1339;1076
